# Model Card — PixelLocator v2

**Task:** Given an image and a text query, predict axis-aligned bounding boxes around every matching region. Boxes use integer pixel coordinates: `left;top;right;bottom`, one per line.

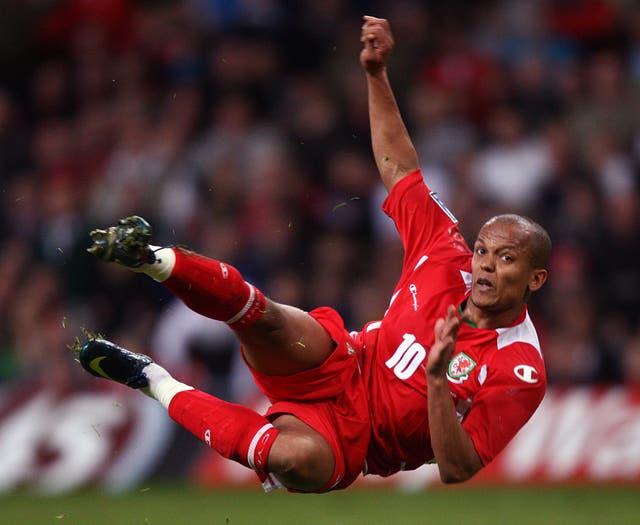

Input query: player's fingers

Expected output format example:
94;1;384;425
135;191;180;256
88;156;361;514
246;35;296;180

360;23;380;39
446;304;456;320
441;305;456;329
442;336;455;349
443;306;461;337
434;317;445;340
362;23;385;39
363;15;391;33
360;21;379;43
363;15;386;24
361;20;385;37
360;34;373;46
362;17;392;37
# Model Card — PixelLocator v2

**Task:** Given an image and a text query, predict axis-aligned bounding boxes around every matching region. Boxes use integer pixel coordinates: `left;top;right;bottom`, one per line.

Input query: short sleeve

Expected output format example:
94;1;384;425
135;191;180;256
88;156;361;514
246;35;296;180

382;170;470;267
461;345;546;465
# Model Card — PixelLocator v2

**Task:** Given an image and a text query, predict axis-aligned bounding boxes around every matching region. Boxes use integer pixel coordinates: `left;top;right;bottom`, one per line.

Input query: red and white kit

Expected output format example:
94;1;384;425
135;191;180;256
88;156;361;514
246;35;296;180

363;170;547;476
251;170;546;489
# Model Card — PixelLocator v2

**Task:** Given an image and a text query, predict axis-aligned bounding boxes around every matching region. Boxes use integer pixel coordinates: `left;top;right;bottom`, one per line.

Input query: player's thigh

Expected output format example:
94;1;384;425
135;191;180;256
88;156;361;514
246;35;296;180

237;300;335;375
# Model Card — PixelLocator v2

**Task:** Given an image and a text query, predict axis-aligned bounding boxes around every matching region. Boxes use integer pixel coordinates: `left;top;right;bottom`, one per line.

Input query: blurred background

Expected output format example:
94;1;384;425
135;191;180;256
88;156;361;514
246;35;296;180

0;0;639;519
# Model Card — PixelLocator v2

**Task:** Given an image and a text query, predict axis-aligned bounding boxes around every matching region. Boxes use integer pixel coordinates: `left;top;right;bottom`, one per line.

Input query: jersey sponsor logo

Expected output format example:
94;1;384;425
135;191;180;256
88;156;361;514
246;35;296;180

429;191;458;223
409;283;419;311
514;364;539;384
447;352;476;384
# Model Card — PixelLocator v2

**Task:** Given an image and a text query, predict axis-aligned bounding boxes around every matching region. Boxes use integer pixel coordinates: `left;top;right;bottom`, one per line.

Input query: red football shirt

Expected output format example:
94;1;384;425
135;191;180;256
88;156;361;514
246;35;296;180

361;170;547;476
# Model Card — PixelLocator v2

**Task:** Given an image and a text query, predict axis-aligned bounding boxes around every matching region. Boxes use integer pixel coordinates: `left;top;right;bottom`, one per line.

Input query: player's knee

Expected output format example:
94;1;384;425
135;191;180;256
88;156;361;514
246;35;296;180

268;431;335;491
249;299;287;333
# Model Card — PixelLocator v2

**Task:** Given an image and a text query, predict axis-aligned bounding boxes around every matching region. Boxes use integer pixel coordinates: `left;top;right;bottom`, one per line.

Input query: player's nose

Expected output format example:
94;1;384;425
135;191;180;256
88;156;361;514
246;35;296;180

480;256;496;272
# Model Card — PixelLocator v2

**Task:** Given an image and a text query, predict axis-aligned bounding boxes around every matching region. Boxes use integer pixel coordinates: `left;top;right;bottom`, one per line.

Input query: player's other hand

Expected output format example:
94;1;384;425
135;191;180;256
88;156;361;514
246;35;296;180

426;305;465;378
360;16;394;74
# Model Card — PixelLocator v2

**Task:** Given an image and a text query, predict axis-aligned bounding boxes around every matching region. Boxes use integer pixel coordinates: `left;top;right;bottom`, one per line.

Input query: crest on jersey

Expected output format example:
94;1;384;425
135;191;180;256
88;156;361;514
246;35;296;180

447;352;476;383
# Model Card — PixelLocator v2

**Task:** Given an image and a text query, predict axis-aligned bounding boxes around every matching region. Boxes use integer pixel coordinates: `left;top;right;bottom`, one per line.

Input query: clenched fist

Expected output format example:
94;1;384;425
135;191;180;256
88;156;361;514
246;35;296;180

360;16;394;74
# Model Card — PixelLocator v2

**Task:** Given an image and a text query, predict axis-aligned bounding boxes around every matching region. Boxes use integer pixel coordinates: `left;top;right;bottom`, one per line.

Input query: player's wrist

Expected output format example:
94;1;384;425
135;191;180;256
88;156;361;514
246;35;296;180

365;65;388;78
426;371;448;387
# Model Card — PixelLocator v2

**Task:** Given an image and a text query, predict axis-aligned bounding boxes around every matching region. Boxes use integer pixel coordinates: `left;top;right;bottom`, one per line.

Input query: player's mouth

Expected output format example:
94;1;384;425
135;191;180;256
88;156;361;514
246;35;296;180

475;278;494;291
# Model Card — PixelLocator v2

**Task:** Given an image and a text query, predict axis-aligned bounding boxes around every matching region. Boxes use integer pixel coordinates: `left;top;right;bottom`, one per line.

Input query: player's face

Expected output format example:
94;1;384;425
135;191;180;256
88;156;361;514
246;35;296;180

470;221;546;315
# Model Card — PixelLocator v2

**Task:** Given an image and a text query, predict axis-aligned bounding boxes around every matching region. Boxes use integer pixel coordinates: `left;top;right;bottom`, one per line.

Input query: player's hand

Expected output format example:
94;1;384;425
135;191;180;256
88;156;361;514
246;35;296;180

426;305;464;378
360;16;394;74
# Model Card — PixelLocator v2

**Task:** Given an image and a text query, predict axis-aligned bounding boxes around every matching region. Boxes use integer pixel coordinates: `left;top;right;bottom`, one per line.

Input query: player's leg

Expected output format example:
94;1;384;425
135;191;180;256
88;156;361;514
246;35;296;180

265;414;335;491
75;337;335;491
87;216;335;375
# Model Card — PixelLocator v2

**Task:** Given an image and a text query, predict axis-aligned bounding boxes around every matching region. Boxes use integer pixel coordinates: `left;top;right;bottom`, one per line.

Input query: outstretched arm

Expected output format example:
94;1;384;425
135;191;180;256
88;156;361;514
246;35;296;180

426;306;483;483
360;16;419;193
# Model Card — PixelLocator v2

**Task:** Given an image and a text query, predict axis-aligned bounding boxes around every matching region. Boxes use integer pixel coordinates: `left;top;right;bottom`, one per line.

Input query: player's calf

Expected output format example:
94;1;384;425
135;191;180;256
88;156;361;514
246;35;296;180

73;335;282;489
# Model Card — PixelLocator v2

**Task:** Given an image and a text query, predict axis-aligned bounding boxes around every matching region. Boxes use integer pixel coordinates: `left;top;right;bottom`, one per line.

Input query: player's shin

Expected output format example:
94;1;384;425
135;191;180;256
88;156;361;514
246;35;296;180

167;389;279;472
157;248;266;329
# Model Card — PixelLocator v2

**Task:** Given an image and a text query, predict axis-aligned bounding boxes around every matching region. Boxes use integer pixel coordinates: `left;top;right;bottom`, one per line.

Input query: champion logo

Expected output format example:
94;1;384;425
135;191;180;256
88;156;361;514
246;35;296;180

514;364;539;384
219;263;229;279
204;428;211;446
409;284;419;311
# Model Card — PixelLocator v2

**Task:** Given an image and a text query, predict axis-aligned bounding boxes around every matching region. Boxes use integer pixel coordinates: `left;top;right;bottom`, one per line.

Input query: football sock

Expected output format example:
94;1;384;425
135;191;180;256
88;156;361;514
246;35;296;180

148;247;266;329
168;389;279;471
143;362;194;408
131;245;176;282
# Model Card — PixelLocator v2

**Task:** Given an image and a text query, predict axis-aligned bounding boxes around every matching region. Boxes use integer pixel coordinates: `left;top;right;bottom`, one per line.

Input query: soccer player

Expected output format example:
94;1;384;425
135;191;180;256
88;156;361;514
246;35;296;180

77;16;550;492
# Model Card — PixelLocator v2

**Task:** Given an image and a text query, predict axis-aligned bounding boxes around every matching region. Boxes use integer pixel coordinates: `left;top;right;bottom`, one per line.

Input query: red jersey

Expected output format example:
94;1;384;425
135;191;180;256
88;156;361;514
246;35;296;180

361;170;547;476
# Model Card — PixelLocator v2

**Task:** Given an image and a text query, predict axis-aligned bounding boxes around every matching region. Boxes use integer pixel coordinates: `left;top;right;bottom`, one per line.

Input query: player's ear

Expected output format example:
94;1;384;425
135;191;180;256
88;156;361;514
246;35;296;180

528;268;548;293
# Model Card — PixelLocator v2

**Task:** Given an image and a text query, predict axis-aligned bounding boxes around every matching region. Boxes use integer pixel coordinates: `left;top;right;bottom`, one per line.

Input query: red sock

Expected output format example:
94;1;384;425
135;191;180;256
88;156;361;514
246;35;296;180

162;248;265;329
168;390;279;471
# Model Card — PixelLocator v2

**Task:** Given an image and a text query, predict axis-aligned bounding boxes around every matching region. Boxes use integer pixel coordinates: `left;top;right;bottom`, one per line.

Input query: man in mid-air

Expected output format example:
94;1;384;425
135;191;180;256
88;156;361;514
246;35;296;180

76;16;550;492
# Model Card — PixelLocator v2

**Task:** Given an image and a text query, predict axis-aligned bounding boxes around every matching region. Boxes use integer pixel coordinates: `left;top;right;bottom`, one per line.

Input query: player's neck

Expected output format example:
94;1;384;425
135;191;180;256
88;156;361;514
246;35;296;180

462;299;525;330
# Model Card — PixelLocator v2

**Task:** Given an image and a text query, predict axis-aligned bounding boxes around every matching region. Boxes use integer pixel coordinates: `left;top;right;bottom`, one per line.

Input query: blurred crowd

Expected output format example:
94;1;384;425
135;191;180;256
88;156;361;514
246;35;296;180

1;0;639;397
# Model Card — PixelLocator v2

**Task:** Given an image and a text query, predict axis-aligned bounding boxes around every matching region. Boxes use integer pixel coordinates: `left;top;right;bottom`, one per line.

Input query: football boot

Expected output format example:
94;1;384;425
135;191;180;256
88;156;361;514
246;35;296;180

87;215;155;267
75;337;152;389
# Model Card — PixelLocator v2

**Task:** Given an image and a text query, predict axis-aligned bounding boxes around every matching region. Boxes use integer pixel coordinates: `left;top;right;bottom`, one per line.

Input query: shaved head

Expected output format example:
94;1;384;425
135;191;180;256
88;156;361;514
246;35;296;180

481;214;552;269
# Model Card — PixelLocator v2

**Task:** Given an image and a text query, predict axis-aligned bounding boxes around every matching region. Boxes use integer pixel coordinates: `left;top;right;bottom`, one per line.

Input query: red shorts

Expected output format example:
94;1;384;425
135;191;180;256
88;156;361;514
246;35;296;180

247;307;371;492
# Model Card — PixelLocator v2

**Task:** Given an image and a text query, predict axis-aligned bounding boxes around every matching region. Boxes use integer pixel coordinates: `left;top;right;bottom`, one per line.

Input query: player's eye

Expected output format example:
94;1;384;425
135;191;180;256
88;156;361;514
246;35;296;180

475;247;486;255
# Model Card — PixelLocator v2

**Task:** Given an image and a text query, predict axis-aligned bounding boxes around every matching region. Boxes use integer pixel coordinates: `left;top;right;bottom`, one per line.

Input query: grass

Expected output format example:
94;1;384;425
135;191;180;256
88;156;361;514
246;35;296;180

2;485;639;525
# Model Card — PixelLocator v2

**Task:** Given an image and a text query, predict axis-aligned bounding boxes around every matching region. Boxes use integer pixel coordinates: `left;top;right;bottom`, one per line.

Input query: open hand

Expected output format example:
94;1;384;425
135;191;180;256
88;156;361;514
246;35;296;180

426;305;465;378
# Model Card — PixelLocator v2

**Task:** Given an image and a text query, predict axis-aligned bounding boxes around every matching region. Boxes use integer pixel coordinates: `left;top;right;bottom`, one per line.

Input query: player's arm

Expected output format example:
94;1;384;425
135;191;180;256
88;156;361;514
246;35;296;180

360;16;419;193
426;306;483;483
